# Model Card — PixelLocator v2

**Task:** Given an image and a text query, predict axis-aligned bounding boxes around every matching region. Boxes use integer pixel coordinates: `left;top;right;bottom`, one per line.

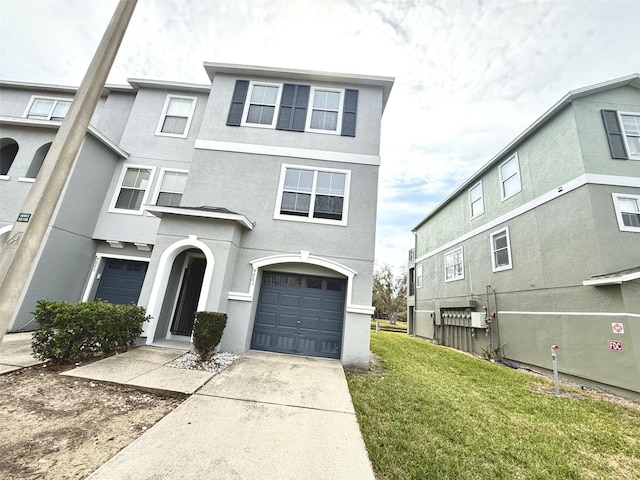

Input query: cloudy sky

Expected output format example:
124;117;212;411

1;0;638;272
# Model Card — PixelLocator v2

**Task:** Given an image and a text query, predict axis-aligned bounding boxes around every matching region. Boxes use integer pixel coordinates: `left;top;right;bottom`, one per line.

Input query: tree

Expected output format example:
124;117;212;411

372;263;407;324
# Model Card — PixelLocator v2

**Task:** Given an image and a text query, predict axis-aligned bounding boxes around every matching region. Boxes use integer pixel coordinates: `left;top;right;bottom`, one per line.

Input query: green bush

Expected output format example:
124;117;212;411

31;299;148;363
192;311;227;361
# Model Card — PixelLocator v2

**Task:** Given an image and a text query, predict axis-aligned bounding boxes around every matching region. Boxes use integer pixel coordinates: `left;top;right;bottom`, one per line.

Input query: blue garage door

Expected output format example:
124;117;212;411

95;258;148;305
251;272;346;359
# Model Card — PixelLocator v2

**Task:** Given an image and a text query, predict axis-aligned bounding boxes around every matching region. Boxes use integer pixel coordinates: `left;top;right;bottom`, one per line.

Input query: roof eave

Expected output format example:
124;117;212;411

203;62;395;111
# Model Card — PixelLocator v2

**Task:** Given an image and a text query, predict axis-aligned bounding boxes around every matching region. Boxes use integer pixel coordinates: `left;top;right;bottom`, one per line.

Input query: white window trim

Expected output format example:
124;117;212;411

444;246;464;282
151;168;189;206
612;192;640;232
618;111;640;161
23;95;71;120
241;81;282;129
499;153;522;201
109;164;156;215
155;95;198;138
273;163;351;226
490;227;513;272
305;87;344;135
469;180;484;219
416;263;423;288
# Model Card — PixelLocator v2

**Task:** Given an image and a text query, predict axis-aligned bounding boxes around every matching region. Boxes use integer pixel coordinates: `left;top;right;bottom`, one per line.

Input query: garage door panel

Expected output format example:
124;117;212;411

275;334;296;351
301;295;322;310
321;319;342;334
277;314;299;329
251;332;273;350
319;340;340;355
255;311;276;326
299;316;320;331
323;298;344;312
259;292;280;306
251;272;346;359
280;294;301;308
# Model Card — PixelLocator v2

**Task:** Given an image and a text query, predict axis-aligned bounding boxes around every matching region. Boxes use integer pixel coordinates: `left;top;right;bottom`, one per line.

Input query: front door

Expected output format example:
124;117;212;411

170;256;206;336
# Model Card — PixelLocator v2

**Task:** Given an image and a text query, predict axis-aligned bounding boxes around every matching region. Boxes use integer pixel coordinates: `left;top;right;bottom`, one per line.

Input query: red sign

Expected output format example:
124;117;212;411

609;340;624;352
612;323;624;334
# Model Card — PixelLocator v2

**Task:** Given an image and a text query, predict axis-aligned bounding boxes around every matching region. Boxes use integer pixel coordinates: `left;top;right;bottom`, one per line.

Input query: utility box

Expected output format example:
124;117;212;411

470;312;486;329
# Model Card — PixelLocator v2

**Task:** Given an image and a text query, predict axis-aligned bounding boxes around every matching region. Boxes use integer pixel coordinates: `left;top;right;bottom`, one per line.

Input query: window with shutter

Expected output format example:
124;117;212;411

341;89;358;136
601;109;629;159
226;80;359;137
276;84;310;131
226;80;249;126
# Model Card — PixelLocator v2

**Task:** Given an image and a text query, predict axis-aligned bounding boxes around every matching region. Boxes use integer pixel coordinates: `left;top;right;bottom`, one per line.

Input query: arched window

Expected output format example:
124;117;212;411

0;138;19;176
26;142;52;179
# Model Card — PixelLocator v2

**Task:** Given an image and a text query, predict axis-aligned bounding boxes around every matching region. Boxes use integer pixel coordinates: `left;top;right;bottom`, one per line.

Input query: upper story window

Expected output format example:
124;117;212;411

110;165;155;215
274;164;350;226
416;263;423;288
227;80;358;137
306;88;343;133
444;247;464;282
156;95;197;138
601;110;640;160
25;96;71;121
621;113;640;160
499;153;522;201
154;169;188;207
612;193;640;232
469;181;484;218
242;83;281;127
490;227;512;272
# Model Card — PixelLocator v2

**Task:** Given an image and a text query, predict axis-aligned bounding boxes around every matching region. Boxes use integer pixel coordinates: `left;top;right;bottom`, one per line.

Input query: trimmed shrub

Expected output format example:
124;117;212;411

31;299;148;363
192;311;227;361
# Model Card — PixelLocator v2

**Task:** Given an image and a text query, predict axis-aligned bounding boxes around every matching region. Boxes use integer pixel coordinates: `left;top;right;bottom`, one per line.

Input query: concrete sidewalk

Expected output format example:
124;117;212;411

88;350;375;480
0;332;41;374
61;345;213;396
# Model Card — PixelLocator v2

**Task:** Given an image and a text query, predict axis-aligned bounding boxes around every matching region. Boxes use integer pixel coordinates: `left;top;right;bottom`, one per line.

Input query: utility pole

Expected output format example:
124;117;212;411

0;0;138;343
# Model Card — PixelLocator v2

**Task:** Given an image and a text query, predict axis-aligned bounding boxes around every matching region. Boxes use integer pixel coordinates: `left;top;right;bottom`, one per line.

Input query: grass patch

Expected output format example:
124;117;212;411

346;332;640;480
371;319;407;333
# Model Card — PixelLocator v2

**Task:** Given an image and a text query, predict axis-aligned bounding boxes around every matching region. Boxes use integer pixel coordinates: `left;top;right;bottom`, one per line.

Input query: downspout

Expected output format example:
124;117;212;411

493;287;502;360
485;284;493;359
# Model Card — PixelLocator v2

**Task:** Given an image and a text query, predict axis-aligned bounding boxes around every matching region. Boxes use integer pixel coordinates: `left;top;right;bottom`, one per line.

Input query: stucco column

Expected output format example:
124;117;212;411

0;0;137;341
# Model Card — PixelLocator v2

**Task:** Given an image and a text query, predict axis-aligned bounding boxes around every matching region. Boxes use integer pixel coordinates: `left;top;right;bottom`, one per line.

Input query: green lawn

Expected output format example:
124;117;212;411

370;319;407;333
346;332;640;480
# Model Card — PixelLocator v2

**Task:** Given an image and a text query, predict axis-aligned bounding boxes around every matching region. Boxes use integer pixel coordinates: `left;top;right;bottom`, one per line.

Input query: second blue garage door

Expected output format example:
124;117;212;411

251;272;346;359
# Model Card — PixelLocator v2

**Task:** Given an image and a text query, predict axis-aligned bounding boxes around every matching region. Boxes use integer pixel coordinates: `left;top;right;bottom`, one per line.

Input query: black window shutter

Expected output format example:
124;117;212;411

341;89;358;137
277;84;309;131
226;80;249;126
601;109;628;159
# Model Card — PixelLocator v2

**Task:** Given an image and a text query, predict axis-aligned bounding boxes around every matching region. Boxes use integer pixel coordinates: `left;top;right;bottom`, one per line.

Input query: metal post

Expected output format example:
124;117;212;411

551;345;560;396
0;0;137;342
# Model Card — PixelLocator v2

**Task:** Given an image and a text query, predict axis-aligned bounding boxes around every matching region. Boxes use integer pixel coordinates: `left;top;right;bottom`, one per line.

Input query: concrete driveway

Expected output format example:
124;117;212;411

88;350;375;479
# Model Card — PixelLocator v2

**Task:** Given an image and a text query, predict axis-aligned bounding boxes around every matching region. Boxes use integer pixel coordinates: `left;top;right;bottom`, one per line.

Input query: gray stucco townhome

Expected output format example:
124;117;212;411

408;74;640;398
0;63;394;369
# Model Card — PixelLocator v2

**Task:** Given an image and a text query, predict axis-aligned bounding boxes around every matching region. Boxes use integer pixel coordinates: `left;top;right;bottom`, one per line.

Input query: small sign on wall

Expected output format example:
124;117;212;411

17;213;31;223
609;340;624;352
612;322;624;334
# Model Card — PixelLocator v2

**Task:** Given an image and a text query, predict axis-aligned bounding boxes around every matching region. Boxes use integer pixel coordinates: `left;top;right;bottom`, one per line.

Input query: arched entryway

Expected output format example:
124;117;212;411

0;138;18;176
145;236;214;344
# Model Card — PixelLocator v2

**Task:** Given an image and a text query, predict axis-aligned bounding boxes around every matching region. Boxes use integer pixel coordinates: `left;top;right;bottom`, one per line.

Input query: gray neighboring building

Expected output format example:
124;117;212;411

0;63;394;368
408;74;640;397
